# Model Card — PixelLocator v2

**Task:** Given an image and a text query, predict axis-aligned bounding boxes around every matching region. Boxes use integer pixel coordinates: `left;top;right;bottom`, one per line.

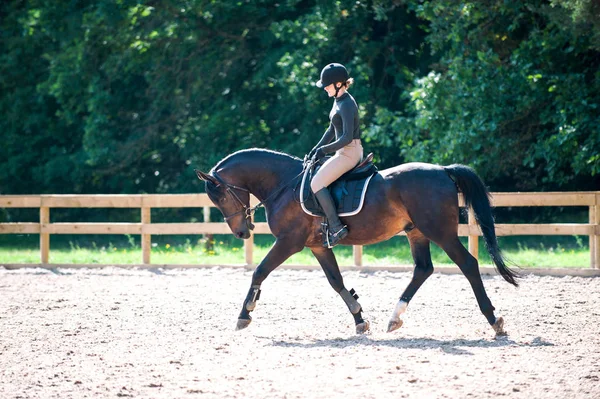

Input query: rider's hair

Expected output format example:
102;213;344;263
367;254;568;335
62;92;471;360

336;78;354;89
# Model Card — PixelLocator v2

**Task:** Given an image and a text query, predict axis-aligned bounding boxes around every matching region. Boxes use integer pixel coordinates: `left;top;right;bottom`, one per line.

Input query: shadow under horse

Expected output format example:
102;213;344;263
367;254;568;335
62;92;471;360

195;149;518;336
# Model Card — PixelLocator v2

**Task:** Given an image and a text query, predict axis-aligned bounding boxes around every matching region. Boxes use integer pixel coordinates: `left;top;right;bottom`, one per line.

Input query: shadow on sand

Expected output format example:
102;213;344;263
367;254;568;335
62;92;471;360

268;335;553;356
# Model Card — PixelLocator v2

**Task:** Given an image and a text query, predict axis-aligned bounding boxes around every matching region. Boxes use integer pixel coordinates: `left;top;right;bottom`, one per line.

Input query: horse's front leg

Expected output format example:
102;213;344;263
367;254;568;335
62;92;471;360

236;237;303;330
311;247;370;334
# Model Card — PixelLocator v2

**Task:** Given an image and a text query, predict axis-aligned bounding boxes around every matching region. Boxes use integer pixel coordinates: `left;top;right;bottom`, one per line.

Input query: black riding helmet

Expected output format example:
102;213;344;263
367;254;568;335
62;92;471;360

316;63;349;89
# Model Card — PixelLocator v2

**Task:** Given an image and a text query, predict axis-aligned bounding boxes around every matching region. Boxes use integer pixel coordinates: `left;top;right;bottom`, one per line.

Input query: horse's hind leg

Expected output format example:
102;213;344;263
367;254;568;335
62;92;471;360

237;238;303;330
440;237;506;336
388;230;434;332
311;247;370;334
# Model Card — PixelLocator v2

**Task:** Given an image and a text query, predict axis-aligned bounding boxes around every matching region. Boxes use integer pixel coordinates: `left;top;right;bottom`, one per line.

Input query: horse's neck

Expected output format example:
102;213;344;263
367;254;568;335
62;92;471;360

231;155;302;202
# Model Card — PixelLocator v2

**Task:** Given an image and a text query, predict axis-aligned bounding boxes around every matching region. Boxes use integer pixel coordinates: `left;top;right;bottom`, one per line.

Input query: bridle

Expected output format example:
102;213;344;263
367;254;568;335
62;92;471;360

210;164;309;231
211;172;257;230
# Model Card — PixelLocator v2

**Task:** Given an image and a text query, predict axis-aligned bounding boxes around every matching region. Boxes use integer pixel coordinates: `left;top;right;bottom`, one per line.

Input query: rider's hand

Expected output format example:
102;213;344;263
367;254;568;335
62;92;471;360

315;147;326;160
311;147;326;163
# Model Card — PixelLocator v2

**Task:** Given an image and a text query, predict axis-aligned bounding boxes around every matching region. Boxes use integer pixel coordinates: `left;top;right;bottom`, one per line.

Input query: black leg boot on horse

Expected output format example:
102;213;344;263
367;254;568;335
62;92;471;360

314;188;348;248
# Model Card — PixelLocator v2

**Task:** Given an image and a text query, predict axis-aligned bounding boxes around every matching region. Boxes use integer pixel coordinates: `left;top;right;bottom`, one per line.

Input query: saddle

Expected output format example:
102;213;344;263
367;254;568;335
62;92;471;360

300;153;378;217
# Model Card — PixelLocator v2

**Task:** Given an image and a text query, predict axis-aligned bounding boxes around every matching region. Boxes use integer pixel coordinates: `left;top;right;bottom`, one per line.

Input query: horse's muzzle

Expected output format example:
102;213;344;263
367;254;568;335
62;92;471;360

236;230;251;239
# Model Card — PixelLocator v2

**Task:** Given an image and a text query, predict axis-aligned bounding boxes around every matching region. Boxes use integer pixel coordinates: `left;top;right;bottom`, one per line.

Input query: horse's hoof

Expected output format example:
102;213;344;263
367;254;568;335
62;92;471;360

492;316;507;337
356;320;370;334
387;318;403;333
236;318;252;331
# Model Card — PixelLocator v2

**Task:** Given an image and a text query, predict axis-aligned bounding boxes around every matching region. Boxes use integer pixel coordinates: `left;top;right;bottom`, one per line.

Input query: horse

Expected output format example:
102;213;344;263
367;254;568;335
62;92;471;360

195;148;518;336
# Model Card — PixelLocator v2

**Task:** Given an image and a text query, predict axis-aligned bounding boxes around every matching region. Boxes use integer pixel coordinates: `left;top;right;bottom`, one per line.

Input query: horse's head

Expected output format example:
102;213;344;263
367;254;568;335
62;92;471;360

195;169;253;240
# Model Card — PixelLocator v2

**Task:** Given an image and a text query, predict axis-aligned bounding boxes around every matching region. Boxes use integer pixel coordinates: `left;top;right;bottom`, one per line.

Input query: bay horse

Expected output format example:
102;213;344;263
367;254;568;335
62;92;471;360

195;148;518;336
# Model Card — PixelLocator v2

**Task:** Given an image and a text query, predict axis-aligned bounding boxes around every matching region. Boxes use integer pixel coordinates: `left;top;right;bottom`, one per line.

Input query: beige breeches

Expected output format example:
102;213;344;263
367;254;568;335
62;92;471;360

310;139;363;192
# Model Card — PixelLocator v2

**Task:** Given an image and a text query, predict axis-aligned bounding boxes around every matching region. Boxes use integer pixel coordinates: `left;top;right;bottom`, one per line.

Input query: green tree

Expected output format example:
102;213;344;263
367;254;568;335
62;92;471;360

1;0;597;199
369;0;599;190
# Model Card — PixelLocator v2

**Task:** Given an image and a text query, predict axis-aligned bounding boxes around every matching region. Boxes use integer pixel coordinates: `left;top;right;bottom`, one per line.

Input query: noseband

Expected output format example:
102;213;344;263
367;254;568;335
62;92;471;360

211;172;256;231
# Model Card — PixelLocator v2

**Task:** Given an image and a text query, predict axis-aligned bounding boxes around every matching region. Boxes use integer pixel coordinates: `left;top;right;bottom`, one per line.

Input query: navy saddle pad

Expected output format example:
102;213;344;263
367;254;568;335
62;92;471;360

300;153;378;217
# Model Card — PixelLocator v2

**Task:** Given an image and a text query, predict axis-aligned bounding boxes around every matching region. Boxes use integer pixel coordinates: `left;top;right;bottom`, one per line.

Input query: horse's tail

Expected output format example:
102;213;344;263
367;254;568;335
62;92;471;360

444;164;519;287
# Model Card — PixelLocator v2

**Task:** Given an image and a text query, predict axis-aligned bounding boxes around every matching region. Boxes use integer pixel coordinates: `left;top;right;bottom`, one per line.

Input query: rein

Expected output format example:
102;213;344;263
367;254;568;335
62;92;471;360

212;163;309;229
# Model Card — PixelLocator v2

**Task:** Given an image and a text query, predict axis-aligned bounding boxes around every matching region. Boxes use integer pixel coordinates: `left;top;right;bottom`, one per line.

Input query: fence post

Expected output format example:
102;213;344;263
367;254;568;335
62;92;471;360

468;209;479;261
244;230;254;267
203;206;213;251
244;212;254;266
353;245;363;267
141;206;151;265
591;204;596;269
592;195;600;269
40;206;50;264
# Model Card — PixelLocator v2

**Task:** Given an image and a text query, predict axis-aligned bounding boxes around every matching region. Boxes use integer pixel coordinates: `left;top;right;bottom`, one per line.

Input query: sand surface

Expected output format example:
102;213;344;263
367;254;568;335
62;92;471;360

1;266;599;398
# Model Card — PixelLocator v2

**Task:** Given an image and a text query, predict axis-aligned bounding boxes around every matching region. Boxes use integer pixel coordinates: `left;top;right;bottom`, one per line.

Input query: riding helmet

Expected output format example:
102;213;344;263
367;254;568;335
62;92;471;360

316;63;349;88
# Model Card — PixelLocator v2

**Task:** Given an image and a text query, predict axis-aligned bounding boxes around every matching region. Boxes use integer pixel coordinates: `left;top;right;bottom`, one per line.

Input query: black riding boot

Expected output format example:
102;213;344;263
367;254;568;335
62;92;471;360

314;188;348;248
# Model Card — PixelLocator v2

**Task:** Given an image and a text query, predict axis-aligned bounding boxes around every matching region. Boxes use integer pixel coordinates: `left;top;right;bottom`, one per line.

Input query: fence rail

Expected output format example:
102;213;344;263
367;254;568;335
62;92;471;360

1;192;598;268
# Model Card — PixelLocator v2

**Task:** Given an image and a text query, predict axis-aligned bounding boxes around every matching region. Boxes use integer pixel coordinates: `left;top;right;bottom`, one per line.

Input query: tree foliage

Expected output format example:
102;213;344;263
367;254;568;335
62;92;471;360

370;0;600;189
0;0;598;196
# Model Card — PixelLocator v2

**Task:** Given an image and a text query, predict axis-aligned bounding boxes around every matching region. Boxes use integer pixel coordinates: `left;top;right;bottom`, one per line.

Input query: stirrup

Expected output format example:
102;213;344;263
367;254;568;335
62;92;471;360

323;225;348;248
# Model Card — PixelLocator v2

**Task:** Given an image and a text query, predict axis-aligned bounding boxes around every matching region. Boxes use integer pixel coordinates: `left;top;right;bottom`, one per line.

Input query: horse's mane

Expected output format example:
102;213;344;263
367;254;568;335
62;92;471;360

210;148;301;173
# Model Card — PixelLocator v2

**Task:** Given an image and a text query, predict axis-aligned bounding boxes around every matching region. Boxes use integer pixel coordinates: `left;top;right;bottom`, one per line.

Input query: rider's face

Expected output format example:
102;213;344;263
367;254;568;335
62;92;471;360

324;82;342;97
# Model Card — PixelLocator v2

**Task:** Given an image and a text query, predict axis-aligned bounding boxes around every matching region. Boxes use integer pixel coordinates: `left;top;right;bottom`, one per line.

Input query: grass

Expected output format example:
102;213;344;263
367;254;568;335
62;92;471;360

0;234;591;268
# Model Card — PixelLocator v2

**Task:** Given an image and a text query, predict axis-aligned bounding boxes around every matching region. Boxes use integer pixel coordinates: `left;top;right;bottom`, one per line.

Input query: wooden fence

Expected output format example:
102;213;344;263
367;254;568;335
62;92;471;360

0;192;598;268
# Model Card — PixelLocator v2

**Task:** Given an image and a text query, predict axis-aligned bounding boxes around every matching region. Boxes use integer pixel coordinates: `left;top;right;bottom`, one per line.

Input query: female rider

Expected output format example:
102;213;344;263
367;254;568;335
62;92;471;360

309;63;363;248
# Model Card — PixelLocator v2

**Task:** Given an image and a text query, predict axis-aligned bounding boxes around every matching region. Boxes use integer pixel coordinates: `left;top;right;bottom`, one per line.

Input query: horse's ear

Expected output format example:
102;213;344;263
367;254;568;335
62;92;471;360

194;169;218;185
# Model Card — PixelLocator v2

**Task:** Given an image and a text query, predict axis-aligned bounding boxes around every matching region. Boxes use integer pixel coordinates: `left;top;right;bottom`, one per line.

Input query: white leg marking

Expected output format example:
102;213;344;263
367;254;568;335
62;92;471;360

390;300;408;321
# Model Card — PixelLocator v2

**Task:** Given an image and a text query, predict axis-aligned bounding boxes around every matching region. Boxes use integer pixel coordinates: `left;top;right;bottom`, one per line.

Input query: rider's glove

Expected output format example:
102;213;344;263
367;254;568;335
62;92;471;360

311;147;326;163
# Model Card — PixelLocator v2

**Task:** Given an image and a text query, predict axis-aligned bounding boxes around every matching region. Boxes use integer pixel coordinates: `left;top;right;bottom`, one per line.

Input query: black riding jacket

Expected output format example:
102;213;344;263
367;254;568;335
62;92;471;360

314;92;360;154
